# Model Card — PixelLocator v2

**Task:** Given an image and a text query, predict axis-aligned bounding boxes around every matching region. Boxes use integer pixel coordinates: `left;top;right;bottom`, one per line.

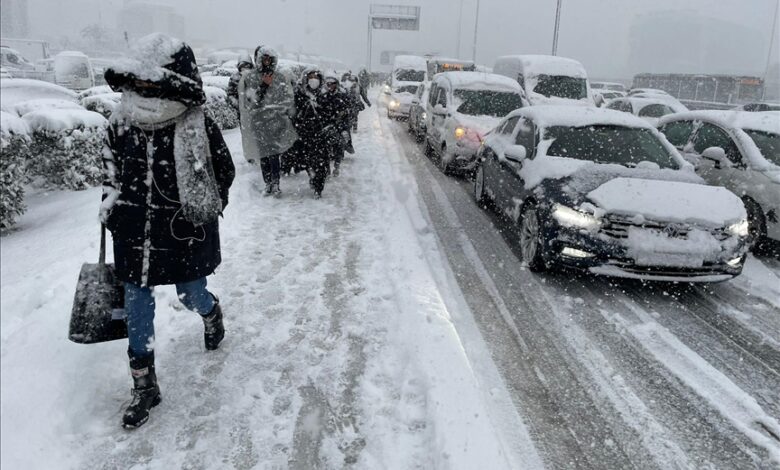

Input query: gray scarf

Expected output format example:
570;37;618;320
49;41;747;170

122;96;222;227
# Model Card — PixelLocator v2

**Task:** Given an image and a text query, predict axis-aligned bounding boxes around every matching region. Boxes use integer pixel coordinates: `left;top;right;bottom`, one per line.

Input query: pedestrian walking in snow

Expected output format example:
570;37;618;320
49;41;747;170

320;74;351;177
227;54;253;111
343;71;371;131
293;67;332;198
101;33;235;429
238;45;297;197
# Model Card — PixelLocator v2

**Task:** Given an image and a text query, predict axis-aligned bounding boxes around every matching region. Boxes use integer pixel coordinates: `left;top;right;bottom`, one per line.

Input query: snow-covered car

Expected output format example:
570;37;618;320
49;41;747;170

605;97;677;126
734;102;780;112
629;88;670;97
591;81;627;93
474;106;749;281
425;72;525;174
387;83;419;119
629;92;688;113
0;78;78;112
407;81;430;141
0;46;36;77
53;51;95;91
493;55;596;107
593;90;626;107
657;110;780;252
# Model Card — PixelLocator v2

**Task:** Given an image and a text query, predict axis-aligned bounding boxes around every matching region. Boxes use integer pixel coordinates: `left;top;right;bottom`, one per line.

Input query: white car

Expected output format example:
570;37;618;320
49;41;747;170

425;71;525;174
629;88;670;96
387;83;419;119
605;97;677;126
593;90;626;107
0;78;78;113
658;110;780;253
474;106;749;281
591;81;627;93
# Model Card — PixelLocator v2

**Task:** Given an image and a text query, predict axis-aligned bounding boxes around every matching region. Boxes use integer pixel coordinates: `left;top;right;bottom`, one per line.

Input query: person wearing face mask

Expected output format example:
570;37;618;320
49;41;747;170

238;45;298;197
319;74;351;177
292;68;331;198
100;33;235;429
227;53;254;111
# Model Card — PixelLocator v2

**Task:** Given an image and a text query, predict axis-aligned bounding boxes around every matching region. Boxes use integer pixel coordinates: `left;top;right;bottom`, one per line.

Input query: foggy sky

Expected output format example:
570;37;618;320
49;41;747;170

24;0;780;80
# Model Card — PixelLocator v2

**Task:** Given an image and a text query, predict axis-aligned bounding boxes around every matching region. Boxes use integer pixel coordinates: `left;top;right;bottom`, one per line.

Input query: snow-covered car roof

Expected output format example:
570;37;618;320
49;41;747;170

629;93;688;112
434;72;522;92
507;105;656;130
0;78;78;110
495;54;587;78
629;88;669;96
11;98;83;117
393;55;427;70
613;97;677;112
591;81;626;89
55;50;89;58
658;110;780;135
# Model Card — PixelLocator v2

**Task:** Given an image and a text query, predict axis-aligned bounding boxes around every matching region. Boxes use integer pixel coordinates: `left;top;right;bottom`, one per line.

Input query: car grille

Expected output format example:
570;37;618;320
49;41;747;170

599;216;728;241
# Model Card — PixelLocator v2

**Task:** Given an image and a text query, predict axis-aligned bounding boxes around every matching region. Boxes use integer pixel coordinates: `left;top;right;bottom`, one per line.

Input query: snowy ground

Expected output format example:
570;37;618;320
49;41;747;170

1;109;540;469
2;102;780;469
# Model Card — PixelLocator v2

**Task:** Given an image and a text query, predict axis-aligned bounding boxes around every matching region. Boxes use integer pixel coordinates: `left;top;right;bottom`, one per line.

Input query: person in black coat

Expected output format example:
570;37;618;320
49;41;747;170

101;33;235;429
320;75;352;177
293;68;329;197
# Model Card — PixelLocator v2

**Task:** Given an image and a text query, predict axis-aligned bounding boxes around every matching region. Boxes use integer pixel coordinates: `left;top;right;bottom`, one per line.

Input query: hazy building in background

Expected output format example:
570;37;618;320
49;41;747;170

118;1;185;41
1;0;31;38
629;10;765;77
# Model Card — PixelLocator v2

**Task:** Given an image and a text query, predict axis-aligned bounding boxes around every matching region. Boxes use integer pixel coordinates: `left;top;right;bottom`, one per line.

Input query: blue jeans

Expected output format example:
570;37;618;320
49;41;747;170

125;278;216;357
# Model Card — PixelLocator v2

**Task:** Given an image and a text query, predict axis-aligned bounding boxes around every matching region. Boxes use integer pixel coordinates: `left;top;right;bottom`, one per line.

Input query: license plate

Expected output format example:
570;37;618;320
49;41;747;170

634;253;703;267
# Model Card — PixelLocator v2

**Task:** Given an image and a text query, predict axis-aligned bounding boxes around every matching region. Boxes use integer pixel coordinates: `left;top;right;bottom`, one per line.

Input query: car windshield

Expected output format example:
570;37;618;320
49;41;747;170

744;129;780;165
453;89;523;117
533;75;587;100
395;85;418;94
395;69;425;82
545;125;678;168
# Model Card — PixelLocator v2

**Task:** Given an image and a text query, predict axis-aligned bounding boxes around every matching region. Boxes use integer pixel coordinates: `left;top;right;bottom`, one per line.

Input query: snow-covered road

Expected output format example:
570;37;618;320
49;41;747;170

2;102;780;469
1;109;540;469
381;110;780;468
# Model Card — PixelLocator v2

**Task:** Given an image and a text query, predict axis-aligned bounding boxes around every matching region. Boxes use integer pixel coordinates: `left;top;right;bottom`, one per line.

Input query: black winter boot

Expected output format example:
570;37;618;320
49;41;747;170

202;299;224;350
122;351;161;429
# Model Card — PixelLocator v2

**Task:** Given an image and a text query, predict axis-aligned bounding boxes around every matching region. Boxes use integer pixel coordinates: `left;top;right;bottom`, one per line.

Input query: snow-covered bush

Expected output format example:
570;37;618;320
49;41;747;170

204;86;238;130
1;112;31;229
78;85;114;100
23;109;108;190
202;75;230;91
12;98;83;117
81;92;122;118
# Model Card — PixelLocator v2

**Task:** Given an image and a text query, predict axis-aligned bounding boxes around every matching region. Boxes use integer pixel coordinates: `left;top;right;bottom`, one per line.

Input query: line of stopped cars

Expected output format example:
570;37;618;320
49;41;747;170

386;54;779;283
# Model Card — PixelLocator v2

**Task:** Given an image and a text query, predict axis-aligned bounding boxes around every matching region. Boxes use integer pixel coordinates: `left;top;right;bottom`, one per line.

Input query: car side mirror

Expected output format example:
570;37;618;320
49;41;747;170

504;144;527;163
411;98;419;105
433;104;447;115
701;146;728;169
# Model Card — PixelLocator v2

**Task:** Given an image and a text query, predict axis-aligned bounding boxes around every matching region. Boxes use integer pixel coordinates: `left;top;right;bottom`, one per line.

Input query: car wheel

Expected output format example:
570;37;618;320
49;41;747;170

474;164;488;206
407;117;414;133
519;204;547;272
745;199;771;255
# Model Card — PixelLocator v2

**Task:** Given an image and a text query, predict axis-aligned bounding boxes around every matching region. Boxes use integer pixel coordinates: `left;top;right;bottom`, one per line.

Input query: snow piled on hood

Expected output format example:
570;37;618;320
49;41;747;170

587;177;746;227
509;105;655;130
12;98;83;117
109;33;185;82
438;72;522;93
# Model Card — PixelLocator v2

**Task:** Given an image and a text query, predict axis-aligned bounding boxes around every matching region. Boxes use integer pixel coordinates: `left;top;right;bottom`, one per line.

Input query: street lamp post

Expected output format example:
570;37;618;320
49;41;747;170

552;0;563;56
456;0;465;58
472;0;482;63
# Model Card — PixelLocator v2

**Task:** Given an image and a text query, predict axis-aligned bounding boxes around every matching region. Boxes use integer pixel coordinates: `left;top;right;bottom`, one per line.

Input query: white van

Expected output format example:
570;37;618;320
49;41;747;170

53;51;95;91
424;71;525;174
493;54;594;107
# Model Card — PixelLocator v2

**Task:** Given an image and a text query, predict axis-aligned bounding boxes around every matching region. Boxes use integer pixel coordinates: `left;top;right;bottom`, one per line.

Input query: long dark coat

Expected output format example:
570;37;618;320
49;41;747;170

103;38;235;287
103;117;234;286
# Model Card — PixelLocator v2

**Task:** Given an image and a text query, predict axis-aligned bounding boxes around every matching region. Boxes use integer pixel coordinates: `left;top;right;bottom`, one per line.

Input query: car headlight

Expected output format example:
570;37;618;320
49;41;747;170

727;219;749;237
389;99;400;108
552;204;601;231
421;112;427;120
454;127;466;139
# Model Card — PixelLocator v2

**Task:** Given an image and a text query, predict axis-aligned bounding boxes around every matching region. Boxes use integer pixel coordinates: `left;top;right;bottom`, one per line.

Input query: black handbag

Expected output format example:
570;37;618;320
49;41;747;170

68;225;128;344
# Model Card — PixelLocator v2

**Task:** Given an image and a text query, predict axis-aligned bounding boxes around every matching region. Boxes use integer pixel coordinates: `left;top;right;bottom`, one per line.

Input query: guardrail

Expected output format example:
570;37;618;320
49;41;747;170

679;100;736;111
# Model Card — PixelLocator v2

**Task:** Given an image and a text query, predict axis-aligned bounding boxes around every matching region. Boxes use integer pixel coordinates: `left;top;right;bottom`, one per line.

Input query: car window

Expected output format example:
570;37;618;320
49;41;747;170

533;75;587;100
453;89;524;117
743;130;780;165
606;100;625;111
436;88;447;107
514;118;535;154
500;117;520;135
692;123;743;165
545;125;678;169
517;74;525;90
659;120;696;147
638;103;674;118
428;84;438;106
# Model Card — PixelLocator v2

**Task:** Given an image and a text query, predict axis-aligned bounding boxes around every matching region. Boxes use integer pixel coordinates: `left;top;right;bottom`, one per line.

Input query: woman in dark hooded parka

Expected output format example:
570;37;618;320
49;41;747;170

101;33;235;429
293;67;330;197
